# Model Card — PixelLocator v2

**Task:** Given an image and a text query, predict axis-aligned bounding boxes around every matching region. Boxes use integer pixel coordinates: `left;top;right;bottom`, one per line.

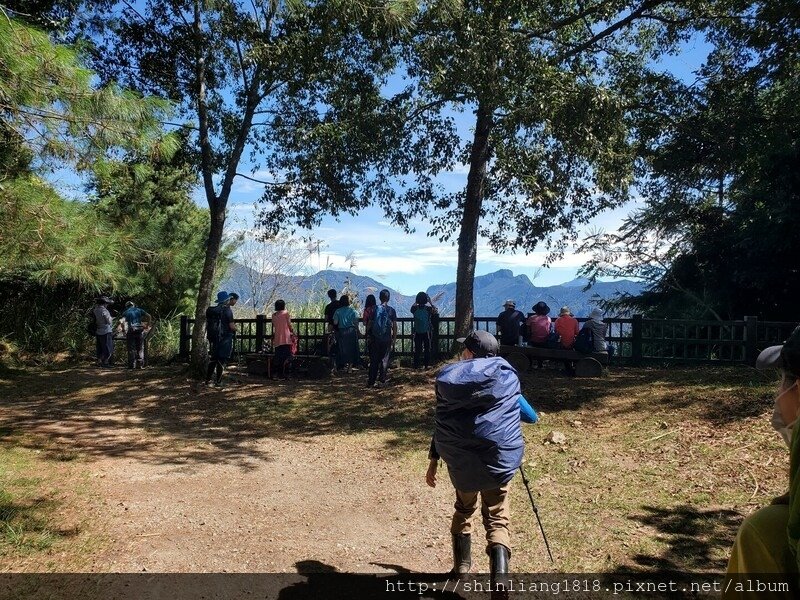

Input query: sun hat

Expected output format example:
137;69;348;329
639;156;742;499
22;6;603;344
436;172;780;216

533;301;550;315
503;299;516;308
756;325;800;378
456;330;500;358
560;306;571;316
216;291;231;304
589;308;604;321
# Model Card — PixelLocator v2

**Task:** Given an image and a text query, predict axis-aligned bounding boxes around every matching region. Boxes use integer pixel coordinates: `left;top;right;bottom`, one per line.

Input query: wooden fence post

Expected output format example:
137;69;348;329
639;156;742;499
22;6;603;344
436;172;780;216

179;315;189;360
631;314;643;366
744;315;758;365
255;314;266;353
431;313;440;362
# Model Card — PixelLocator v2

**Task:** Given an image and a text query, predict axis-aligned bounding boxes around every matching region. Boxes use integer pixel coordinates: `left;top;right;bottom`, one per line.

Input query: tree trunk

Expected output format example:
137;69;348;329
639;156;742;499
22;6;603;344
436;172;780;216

454;104;493;341
189;206;226;373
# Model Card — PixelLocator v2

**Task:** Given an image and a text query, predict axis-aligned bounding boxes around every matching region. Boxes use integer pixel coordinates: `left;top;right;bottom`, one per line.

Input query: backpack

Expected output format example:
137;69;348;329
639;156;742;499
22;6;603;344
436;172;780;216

413;306;431;335
86;311;98;336
371;305;392;340
205;305;224;342
574;327;594;354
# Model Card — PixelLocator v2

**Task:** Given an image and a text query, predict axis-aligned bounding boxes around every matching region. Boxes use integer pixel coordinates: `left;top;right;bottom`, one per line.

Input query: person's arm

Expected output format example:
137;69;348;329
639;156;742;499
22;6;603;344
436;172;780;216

226;307;236;333
333;310;339;326
287;313;293;334
518;395;538;424
391;310;397;340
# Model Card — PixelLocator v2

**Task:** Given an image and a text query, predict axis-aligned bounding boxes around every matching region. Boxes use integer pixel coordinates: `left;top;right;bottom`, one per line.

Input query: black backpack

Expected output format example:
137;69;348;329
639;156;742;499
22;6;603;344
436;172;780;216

205;305;224;342
86;311;98;336
574;327;594;354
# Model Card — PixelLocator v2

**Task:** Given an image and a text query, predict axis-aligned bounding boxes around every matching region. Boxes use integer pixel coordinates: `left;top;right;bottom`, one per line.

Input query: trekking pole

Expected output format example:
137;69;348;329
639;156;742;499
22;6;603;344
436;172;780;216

518;465;554;563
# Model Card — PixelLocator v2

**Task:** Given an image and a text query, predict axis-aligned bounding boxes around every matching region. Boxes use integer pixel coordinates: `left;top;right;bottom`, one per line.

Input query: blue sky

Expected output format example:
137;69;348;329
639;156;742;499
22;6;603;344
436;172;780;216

45;26;711;297
223;36;712;296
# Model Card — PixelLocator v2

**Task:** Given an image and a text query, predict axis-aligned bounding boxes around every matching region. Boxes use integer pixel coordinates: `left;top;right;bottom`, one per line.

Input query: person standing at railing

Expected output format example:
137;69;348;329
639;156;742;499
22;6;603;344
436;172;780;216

333;294;359;374
361;294;377;369
271;299;294;379
324;289;340;374
366;289;397;388
411;291;437;370
204;291;236;388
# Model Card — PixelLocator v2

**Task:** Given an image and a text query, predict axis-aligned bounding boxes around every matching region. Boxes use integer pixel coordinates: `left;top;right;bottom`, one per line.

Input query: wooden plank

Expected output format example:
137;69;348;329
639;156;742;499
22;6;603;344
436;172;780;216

499;344;609;365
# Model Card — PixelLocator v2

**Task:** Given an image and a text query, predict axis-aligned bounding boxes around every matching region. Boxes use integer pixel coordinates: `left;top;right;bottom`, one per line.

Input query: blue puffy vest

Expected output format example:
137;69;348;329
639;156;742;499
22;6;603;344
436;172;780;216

434;357;524;492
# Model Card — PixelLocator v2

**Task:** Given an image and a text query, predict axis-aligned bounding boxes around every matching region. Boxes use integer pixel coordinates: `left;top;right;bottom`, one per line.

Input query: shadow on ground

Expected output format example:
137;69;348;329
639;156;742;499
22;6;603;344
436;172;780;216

0;362;776;469
0;363;439;468
614;504;741;574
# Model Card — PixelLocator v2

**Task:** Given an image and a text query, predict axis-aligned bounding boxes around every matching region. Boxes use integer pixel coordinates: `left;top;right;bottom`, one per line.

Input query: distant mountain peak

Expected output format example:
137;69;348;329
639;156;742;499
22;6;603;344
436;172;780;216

222;265;643;318
561;277;591;288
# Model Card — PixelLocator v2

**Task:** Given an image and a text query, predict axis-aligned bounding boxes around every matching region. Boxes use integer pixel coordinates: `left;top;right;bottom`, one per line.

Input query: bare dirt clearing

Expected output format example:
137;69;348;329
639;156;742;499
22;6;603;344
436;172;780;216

0;362;786;578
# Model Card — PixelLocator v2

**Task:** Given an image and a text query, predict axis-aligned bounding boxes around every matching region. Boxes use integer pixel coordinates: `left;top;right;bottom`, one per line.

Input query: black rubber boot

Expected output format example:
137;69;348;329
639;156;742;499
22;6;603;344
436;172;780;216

489;544;510;596
450;533;472;574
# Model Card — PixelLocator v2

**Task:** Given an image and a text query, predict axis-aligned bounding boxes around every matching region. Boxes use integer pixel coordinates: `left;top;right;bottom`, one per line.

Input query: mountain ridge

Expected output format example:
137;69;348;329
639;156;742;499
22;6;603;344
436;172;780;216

221;262;643;318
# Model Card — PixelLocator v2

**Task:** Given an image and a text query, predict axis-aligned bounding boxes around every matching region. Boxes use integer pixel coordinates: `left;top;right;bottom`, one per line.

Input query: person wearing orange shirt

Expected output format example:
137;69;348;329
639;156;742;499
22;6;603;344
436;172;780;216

554;306;580;376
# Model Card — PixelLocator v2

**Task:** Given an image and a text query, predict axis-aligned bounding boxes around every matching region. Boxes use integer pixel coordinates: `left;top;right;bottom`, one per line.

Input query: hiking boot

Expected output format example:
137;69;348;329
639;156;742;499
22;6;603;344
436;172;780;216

488;544;510;592
450;533;471;575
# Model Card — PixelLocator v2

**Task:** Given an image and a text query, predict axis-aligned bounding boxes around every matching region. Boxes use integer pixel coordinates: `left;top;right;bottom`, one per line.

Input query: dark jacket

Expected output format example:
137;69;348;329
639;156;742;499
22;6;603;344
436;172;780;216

432;357;524;492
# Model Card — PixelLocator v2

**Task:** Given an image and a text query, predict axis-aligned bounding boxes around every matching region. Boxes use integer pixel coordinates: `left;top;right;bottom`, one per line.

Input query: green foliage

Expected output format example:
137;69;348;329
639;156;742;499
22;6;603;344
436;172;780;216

91;142;208;318
580;1;800;321
0;13;209;357
0;11;173;169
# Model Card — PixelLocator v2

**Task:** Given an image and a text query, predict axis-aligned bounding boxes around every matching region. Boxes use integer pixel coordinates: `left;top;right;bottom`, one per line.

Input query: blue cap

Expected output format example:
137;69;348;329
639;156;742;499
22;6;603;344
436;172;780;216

216;291;231;304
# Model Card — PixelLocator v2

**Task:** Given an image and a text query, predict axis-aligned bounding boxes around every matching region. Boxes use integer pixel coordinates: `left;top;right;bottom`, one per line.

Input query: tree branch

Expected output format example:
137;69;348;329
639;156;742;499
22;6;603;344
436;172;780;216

234;172;287;186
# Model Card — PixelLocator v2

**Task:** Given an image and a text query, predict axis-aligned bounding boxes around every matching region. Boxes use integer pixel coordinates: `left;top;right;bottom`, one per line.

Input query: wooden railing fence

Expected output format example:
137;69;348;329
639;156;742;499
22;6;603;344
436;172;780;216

178;315;797;367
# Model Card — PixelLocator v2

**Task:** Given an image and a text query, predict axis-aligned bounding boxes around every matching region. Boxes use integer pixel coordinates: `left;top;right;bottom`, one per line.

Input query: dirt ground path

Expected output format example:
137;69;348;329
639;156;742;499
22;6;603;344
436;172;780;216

2;365;461;574
90;436;451;573
3;361;785;579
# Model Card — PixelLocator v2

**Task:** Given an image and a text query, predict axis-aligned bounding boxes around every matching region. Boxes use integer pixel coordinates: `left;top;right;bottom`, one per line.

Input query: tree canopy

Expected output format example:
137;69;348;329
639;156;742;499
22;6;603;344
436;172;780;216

259;0;718;336
61;0;413;369
580;0;800;321
0;12;207;353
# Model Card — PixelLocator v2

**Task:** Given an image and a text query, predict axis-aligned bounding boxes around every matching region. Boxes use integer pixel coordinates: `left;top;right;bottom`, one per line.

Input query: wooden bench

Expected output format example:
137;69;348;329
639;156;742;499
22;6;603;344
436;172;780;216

499;344;608;377
245;353;330;380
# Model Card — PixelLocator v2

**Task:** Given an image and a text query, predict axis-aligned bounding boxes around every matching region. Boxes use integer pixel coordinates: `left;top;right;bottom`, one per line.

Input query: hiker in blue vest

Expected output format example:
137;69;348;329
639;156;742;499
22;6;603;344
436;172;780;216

365;289;397;388
204;291;236;387
411;291;437;370
119;301;152;369
425;329;538;584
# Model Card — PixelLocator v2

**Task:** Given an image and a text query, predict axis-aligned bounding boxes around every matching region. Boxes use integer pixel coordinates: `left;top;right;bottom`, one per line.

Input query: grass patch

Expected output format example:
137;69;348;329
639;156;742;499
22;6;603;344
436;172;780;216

0;362;786;573
0;441;97;570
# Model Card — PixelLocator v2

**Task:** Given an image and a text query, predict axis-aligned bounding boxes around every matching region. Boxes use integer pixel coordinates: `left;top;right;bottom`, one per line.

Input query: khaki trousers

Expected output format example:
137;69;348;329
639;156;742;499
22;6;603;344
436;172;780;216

450;482;511;552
